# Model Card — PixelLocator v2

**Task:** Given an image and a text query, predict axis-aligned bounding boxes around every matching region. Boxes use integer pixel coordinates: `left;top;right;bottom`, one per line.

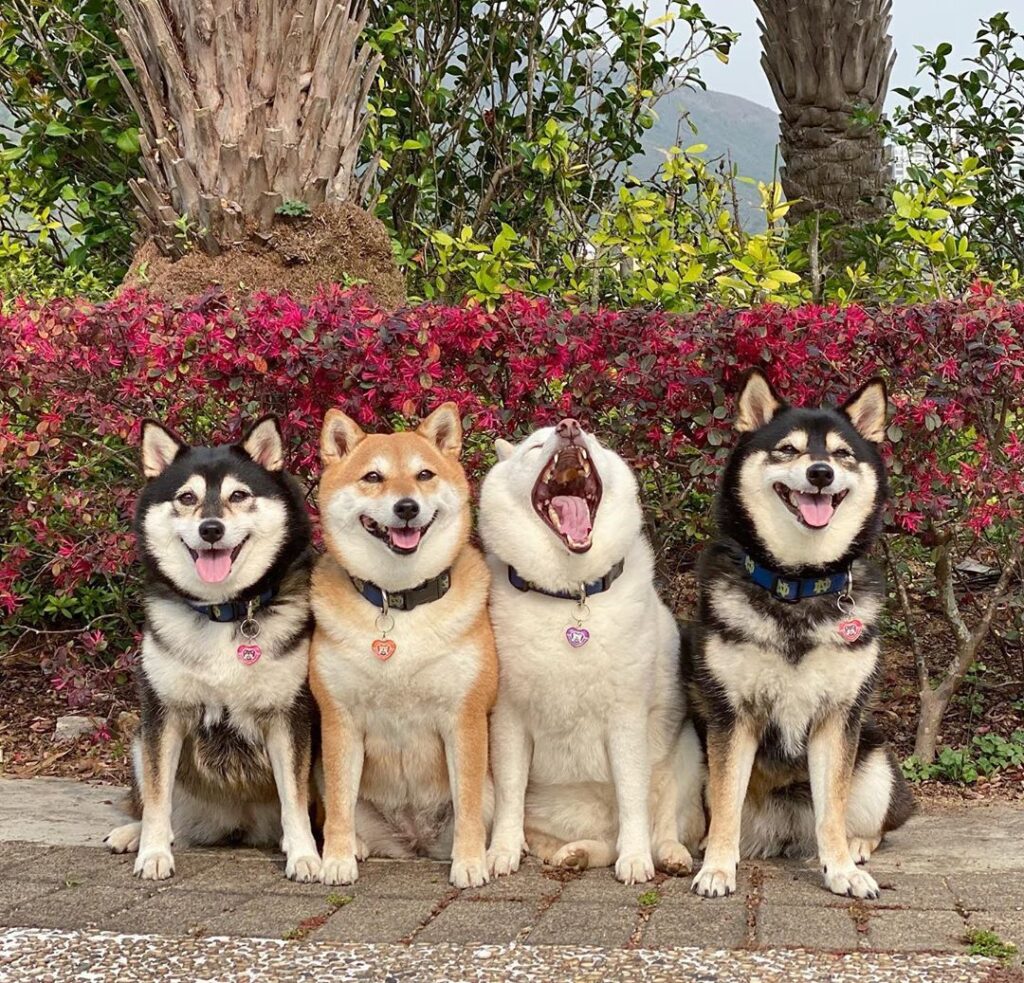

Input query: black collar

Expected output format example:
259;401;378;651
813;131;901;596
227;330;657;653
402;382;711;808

508;559;625;600
186;585;278;623
351;569;453;612
738;552;850;604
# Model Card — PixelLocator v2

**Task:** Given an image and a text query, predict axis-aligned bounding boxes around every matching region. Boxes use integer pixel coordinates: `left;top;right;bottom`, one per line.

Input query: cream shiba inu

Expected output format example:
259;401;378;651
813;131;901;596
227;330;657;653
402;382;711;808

310;404;497;888
480;419;704;885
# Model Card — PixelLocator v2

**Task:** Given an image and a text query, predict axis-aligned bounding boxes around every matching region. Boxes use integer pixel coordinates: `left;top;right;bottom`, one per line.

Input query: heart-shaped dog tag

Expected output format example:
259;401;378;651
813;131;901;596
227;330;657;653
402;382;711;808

372;638;397;661
837;619;864;643
236;643;262;666
565;625;590;648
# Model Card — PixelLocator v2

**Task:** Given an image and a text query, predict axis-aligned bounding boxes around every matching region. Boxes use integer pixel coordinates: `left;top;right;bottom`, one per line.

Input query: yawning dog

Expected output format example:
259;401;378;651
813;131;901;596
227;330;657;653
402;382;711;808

309;403;497;888
688;370;914;900
106;417;319;881
480;419;705;885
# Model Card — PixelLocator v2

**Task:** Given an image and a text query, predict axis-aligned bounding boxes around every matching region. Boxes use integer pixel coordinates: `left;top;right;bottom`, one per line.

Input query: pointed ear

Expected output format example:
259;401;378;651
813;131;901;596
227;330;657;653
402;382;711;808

736;369;786;433
840;377;888;443
417;402;462;458
494;438;515;462
240;415;284;471
140;420;186;479
320;409;365;465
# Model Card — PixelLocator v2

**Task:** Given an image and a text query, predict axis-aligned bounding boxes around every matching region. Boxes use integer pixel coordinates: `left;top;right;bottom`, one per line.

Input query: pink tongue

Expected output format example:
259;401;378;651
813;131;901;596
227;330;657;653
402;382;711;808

552;495;592;542
795;493;835;528
390;526;423;550
195;549;232;583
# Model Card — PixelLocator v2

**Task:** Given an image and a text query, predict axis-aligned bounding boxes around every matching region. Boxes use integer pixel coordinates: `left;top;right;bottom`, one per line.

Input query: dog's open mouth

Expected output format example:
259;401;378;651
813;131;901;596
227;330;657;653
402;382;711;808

360;515;435;555
532;445;603;552
773;484;849;529
183;538;248;584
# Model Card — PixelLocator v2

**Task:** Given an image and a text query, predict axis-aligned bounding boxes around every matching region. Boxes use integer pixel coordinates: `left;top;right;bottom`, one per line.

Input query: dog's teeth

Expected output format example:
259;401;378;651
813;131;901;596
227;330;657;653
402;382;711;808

582;460;591;476
548;505;559;525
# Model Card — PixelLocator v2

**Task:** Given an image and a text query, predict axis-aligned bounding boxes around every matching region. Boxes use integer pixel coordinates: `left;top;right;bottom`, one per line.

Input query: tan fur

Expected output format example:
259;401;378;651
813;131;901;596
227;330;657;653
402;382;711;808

310;405;497;888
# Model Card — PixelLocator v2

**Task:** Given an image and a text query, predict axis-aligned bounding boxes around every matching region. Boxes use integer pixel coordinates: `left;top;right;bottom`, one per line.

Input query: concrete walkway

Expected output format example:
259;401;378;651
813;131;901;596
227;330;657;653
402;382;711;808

0;778;1021;981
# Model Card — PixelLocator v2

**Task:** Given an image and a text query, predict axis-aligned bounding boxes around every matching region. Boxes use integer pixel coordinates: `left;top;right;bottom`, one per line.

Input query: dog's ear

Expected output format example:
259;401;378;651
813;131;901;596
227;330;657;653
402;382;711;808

494;438;515;462
736;369;786;432
141;420;186;479
239;415;285;471
840;377;888;443
321;409;366;465
417;402;462;458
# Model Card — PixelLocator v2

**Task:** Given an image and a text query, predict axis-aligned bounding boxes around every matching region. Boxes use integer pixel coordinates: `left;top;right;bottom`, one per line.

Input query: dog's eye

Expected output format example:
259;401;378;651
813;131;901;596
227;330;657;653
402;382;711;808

416;469;435;481
228;490;250;503
362;471;383;483
776;444;799;455
177;491;198;506
833;448;854;459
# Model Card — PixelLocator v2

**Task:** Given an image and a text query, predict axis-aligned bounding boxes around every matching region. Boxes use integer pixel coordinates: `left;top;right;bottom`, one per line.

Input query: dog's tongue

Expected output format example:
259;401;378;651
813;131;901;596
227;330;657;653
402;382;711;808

195;549;232;583
795;493;835;528
389;526;423;550
552;495;592;542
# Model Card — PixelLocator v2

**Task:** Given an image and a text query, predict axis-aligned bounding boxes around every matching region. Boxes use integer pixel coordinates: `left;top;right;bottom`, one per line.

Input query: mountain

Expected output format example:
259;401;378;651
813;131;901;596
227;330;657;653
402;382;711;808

632;88;781;230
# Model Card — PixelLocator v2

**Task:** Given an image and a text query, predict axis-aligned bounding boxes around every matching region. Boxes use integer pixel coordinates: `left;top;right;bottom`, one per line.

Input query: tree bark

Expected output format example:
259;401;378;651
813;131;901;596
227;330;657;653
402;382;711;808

754;0;896;223
112;0;381;258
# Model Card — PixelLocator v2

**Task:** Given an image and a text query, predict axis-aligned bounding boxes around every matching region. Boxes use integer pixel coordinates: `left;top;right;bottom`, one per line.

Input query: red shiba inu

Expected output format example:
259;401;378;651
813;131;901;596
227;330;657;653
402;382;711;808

309;404;497;888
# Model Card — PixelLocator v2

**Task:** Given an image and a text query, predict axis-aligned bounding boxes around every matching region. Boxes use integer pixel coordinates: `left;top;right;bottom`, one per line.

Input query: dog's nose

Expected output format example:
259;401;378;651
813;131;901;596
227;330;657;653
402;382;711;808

198;519;225;543
806;463;835;489
556;418;582;442
393;498;420;522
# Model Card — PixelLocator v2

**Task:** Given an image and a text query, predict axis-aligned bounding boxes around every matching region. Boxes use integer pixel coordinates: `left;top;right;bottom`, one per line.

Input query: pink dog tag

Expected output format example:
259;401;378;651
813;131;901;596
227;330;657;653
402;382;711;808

837;619;864;643
237;643;262;666
565;625;590;648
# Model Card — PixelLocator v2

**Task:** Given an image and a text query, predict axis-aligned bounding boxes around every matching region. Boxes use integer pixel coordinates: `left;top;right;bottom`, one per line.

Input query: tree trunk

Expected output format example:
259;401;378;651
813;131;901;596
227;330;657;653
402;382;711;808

754;0;896;223
914;684;948;765
112;0;381;258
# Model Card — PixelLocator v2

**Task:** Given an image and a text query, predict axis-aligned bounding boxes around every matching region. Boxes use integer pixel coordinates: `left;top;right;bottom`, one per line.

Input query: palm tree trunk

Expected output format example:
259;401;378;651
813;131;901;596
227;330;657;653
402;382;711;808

754;0;896;223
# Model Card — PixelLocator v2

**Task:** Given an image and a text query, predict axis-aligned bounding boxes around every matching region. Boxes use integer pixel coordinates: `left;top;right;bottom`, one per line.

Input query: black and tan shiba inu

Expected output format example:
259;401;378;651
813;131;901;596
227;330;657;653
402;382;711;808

687;370;914;900
106;418;320;881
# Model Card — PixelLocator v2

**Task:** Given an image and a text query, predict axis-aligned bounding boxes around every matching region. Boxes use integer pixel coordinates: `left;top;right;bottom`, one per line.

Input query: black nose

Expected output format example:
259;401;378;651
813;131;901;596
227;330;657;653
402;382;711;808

806;463;834;489
198;519;225;543
393;498;420;522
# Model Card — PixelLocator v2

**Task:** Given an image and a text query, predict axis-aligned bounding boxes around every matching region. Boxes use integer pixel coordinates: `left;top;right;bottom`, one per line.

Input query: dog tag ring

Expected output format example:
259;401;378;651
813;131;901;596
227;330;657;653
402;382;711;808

565;589;591;648
237;600;263;665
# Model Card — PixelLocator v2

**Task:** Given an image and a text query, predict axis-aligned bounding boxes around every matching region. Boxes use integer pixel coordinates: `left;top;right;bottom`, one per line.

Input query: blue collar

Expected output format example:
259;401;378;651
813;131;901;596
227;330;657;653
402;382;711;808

508;560;625;600
186;586;277;623
351;569;452;612
739;553;849;604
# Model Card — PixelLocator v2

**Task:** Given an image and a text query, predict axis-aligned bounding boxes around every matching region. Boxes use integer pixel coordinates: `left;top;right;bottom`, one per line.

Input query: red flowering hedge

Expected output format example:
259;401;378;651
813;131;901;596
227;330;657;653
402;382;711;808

1;286;1022;704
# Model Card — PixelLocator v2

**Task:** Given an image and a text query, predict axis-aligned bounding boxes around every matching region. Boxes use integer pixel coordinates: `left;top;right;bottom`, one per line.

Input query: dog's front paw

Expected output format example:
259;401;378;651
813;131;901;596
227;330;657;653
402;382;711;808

654;839;693;877
105;822;141;855
691;862;736;898
615;851;655;885
134;847;175;880
286;853;321;883
487;838;526;877
320;854;359;886
450;854;489;889
848;836;881;865
824;864;879;899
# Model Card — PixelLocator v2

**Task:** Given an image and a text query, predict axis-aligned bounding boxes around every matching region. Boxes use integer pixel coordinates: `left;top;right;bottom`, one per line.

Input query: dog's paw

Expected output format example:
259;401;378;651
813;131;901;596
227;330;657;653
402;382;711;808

848;836;881;865
615;851;655;885
691;863;736;898
105;822;141;855
487;839;526;877
552;843;591;871
355;835;370;862
286;853;321;883
320;854;359;886
134;847;175;880
450;854;489;889
824;864;879;899
654;839;693;877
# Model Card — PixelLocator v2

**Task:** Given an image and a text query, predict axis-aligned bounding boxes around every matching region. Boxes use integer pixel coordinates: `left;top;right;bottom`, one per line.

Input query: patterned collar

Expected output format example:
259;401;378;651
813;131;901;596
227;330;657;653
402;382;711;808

739;552;849;604
507;559;625;600
186;585;278;623
350;569;453;613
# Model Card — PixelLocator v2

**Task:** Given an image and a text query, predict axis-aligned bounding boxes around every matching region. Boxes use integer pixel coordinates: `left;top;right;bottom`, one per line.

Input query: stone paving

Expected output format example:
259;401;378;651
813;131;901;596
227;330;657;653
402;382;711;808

0;779;1022;980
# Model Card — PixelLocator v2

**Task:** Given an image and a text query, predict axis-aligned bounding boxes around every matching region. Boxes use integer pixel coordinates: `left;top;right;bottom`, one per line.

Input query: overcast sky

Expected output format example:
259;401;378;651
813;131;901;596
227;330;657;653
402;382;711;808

695;0;1004;109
